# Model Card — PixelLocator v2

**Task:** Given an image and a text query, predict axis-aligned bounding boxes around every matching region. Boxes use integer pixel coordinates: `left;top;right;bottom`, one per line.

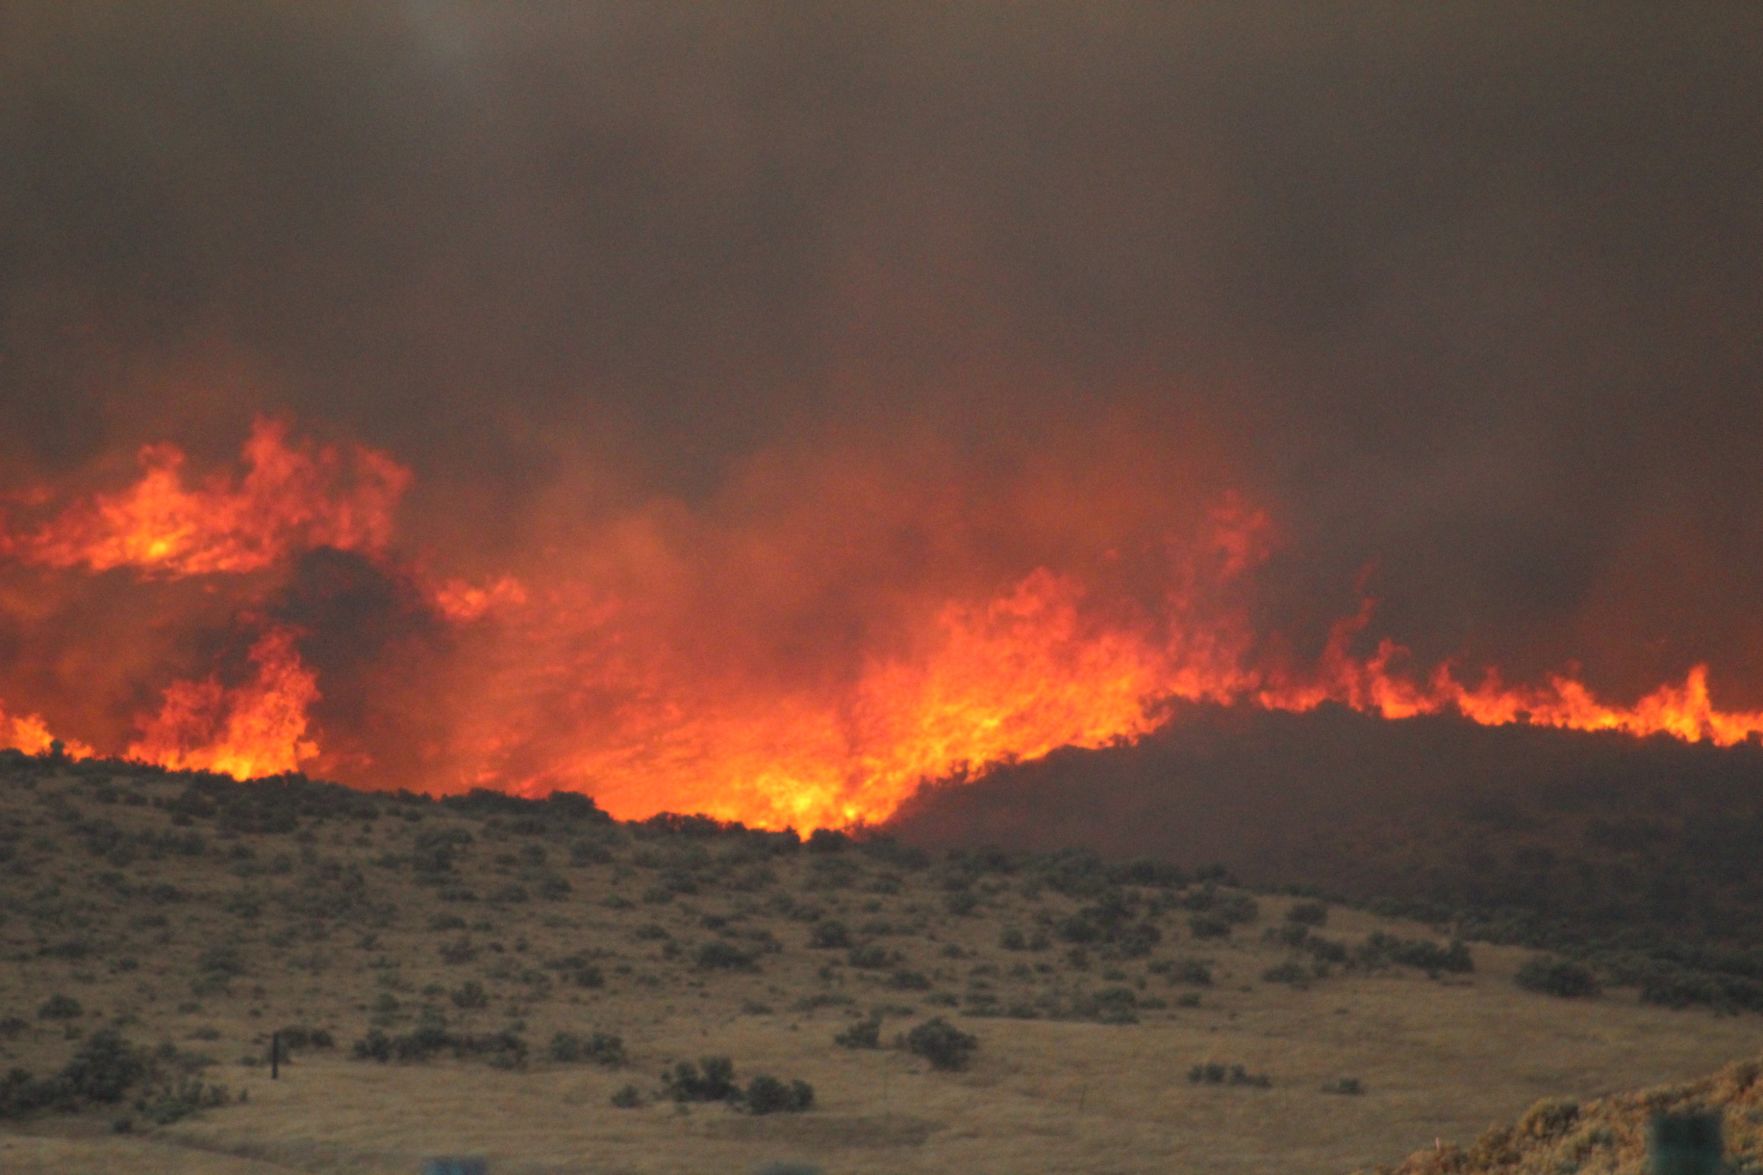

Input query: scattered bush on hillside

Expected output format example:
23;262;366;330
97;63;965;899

1188;1061;1271;1089
808;920;850;949
903;1017;978;1071
694;941;759;971
37;995;81;1021
833;1016;882;1049
609;1083;643;1109
1151;957;1214;987
450;980;490;1009
847;943;898;970
742;1074;815;1114
1188;913;1232;940
548;1030;625;1066
662;1056;739;1103
1286;900;1330;926
0;1029;231;1125
1320;1076;1365;1096
1261;960;1315;987
1352;932;1473;976
351;1011;528;1069
1515;955;1602;998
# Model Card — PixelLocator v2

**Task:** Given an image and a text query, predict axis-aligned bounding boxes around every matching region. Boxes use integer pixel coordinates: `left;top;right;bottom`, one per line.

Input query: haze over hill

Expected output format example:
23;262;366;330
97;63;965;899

893;704;1763;948
2;4;1762;832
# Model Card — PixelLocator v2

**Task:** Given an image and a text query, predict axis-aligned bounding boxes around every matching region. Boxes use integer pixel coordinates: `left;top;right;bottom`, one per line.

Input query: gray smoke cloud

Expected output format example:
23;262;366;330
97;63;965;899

3;3;1761;701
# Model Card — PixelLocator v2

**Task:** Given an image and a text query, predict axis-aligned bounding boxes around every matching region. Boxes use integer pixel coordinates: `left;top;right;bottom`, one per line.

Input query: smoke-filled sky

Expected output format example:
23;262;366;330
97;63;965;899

3;4;1762;822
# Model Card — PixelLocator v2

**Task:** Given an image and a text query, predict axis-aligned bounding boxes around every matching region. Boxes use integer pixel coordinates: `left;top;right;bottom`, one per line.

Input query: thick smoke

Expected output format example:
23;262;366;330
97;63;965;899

2;5;1762;799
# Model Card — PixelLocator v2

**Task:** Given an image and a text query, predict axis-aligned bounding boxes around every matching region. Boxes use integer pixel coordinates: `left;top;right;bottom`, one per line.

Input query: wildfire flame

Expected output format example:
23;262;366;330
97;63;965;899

2;417;409;577
125;627;320;780
3;417;1761;830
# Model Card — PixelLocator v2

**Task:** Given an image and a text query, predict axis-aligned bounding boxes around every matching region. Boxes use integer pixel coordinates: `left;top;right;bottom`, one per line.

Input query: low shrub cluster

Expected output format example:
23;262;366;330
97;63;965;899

1188;1061;1271;1089
547;1030;625;1066
903;1017;978;1071
1352;932;1474;976
0;1029;231;1126
1515;955;1602;999
656;1056;814;1114
833;1016;882;1049
351;1012;528;1069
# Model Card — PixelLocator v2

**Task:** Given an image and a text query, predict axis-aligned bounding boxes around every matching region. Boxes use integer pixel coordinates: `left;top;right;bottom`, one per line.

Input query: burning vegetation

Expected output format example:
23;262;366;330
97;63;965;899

3;418;1762;832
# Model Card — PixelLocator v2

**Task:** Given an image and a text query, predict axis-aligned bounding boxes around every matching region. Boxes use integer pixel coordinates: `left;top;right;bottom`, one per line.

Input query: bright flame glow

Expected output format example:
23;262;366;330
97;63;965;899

3;417;409;576
3;418;1761;825
125;627;320;779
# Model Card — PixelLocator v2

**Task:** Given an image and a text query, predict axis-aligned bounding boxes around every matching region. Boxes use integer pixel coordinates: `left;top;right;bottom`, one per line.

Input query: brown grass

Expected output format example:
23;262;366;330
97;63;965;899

1;757;1759;1174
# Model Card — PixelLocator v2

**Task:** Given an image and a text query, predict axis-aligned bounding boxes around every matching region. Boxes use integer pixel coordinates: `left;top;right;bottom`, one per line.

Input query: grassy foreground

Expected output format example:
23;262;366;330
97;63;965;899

1;753;1759;1174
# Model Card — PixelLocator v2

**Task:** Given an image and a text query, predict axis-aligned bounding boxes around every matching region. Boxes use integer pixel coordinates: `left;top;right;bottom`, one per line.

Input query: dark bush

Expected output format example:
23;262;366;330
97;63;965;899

1188;913;1231;940
1261;960;1313;987
834;1017;882;1049
610;1083;643;1109
904;1017;978;1071
743;1074;815;1114
59;1029;148;1103
663;1056;738;1102
1188;1061;1271;1088
1515;956;1601;999
1286;901;1329;926
37;995;82;1021
806;829;849;854
548;1031;625;1066
809;920;850;949
695;941;758;971
451;980;490;1010
1353;933;1474;975
847;943;897;969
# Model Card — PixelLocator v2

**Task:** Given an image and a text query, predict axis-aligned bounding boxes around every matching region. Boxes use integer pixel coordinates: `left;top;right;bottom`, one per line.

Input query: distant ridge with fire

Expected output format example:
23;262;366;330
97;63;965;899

5;419;1763;832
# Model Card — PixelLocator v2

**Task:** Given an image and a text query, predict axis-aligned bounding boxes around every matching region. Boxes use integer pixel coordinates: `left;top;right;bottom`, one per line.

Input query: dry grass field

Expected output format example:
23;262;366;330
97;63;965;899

2;754;1760;1174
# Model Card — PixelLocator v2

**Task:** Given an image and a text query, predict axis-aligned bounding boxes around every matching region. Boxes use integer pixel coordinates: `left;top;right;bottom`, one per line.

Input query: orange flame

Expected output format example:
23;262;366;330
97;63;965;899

126;627;320;779
3;417;409;576
0;702;94;760
3;418;1762;824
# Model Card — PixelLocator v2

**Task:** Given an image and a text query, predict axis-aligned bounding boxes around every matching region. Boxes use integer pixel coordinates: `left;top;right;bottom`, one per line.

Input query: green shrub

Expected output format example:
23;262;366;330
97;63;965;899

610;1083;643;1108
1286;901;1330;926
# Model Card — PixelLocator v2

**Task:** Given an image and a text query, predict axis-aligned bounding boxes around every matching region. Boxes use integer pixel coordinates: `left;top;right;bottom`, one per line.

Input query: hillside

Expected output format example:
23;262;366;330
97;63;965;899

1360;1055;1763;1174
2;751;1761;1174
893;704;1763;1007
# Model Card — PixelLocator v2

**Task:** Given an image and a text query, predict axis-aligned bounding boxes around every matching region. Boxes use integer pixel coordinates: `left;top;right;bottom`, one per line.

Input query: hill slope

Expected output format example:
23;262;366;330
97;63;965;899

1;751;1760;1173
